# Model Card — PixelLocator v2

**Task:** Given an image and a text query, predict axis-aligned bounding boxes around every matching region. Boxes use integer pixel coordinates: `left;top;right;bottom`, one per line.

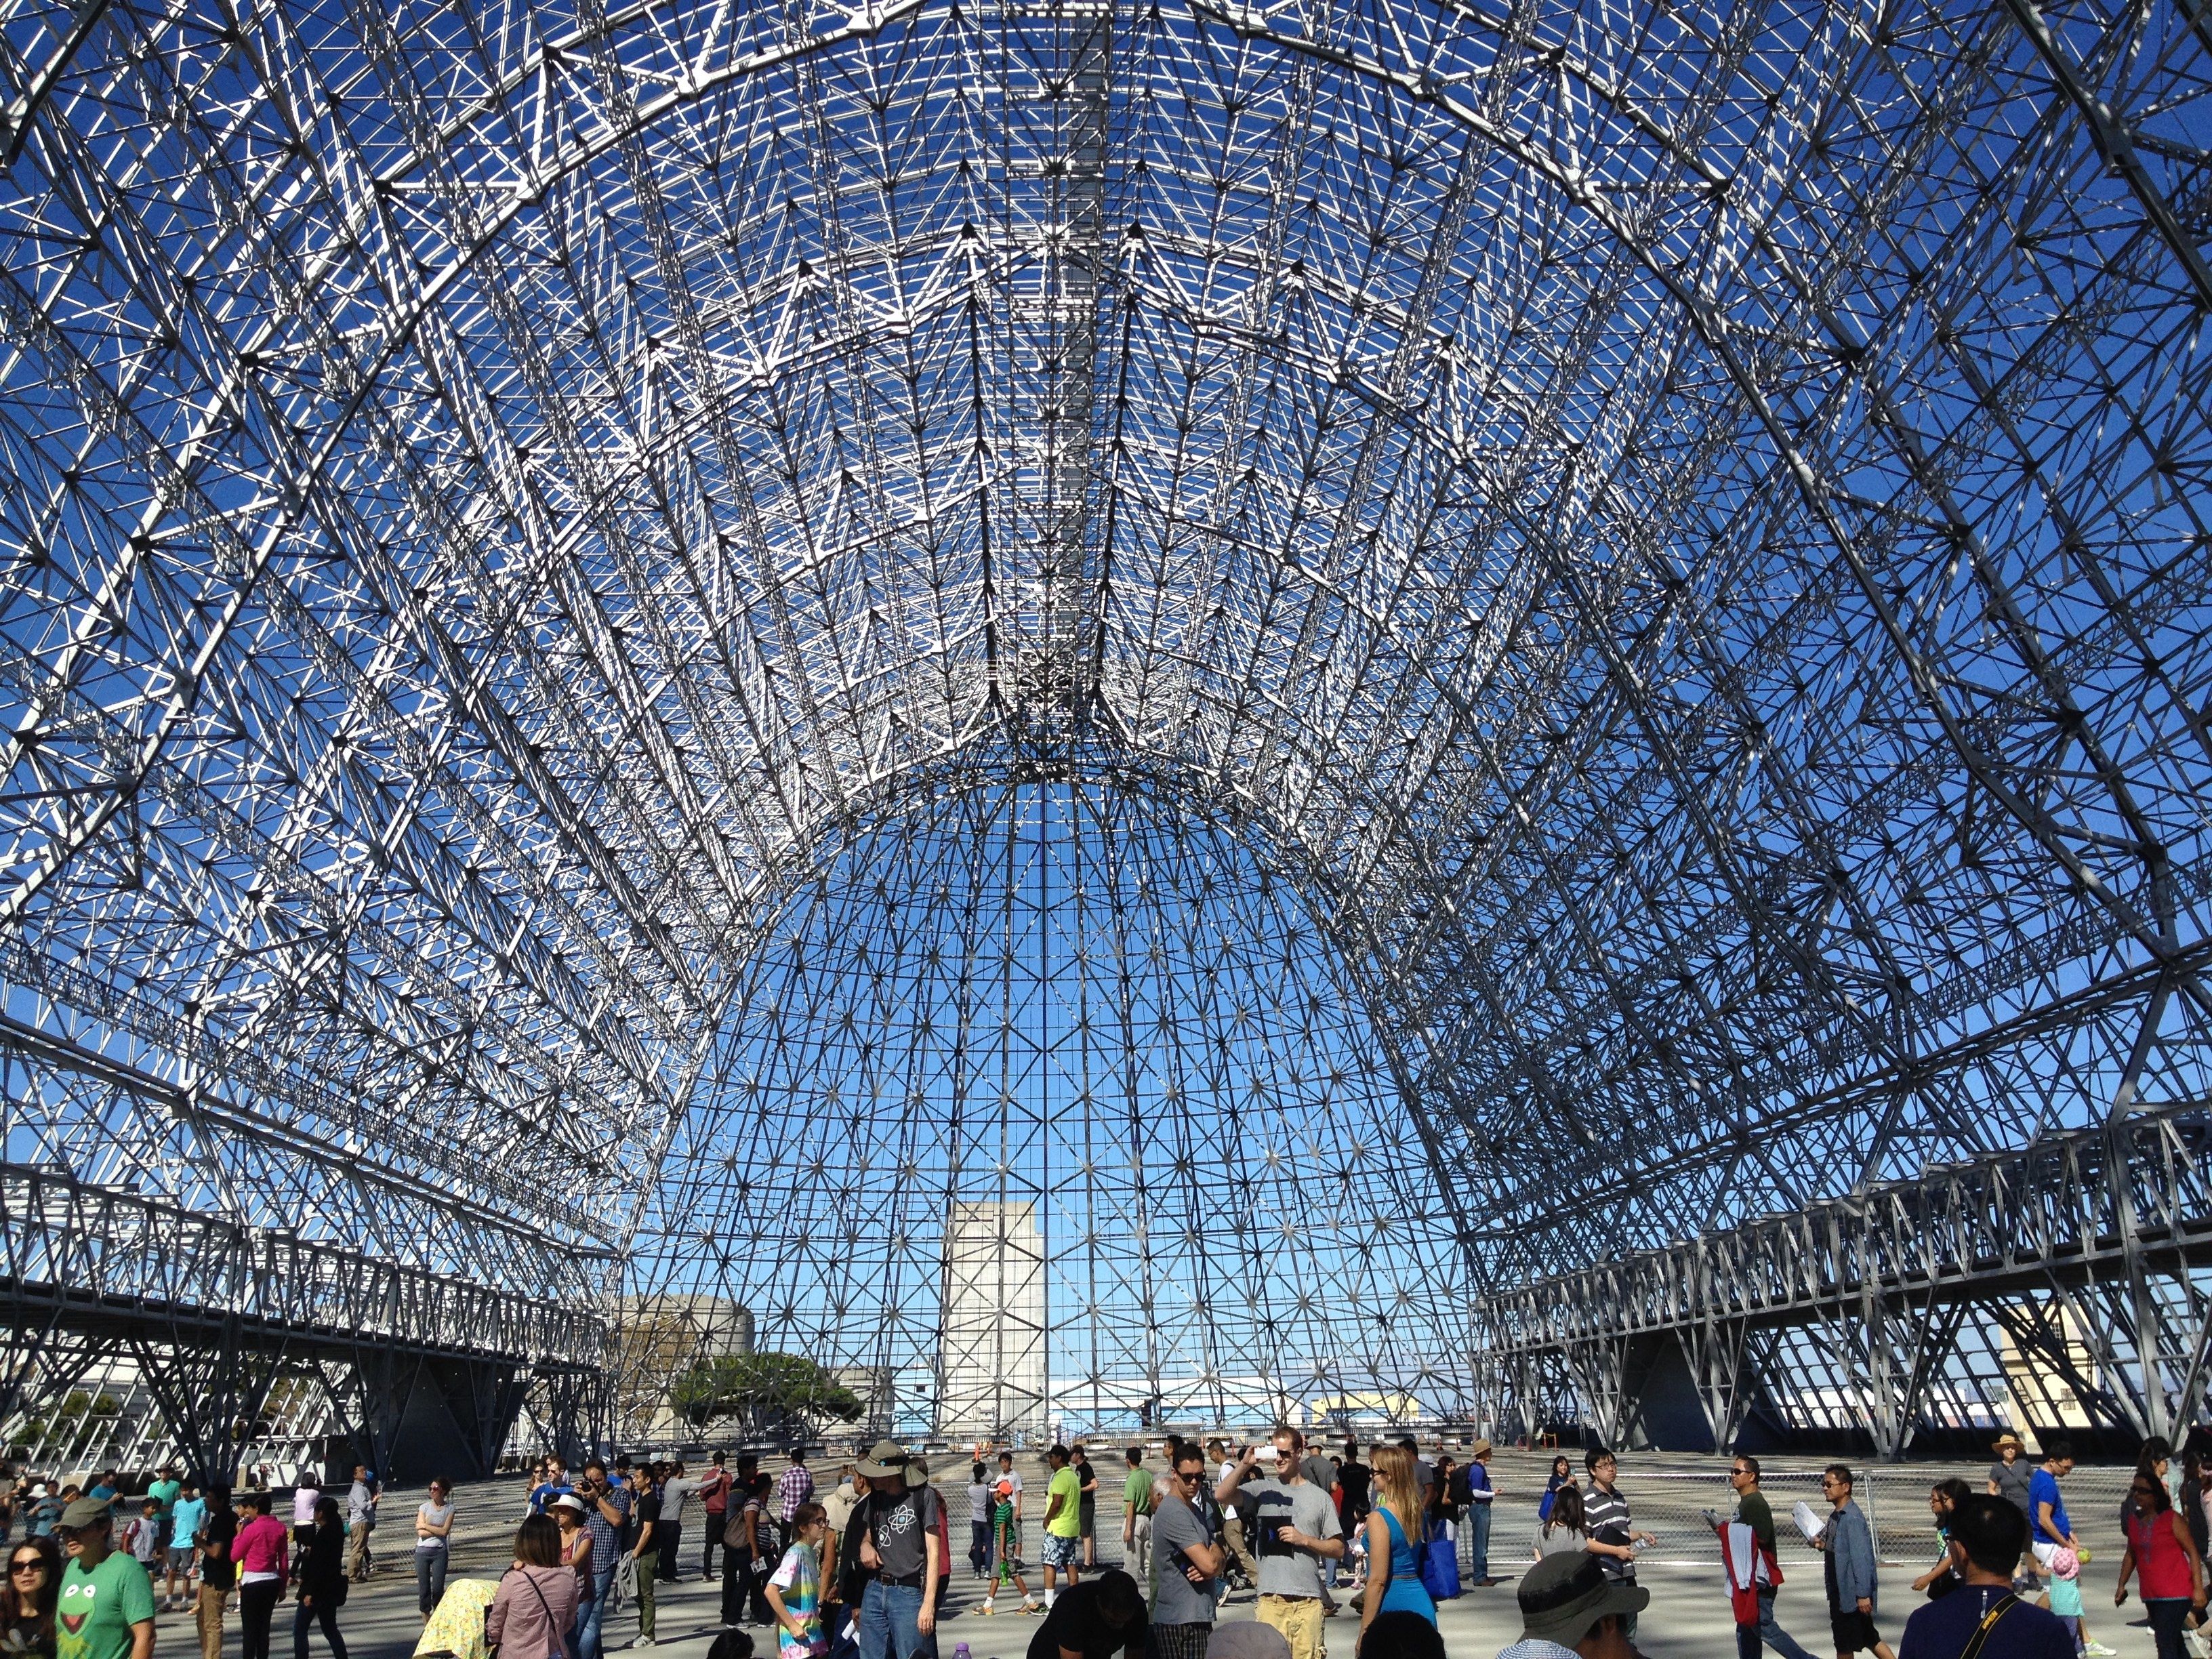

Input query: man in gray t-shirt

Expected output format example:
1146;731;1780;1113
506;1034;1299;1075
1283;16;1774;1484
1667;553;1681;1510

1218;1427;1347;1650
1150;1449;1223;1647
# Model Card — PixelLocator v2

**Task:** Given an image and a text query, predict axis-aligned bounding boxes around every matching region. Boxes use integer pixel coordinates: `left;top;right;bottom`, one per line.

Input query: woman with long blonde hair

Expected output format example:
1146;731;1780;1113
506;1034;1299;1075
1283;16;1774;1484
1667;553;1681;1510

1357;1443;1437;1639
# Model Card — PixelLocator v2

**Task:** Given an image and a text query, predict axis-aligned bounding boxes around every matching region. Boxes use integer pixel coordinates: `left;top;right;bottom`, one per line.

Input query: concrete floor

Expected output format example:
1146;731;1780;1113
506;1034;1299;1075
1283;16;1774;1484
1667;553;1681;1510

176;1452;2169;1659
159;1528;2173;1659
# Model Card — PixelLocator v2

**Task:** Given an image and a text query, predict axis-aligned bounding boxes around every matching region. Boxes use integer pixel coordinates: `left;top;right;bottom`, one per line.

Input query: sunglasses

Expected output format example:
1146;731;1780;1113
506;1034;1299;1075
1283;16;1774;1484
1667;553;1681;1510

9;1559;46;1574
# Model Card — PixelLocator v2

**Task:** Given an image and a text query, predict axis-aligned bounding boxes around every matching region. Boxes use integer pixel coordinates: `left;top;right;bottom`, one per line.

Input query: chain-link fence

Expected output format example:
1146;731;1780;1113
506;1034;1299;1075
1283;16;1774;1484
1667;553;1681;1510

1452;1450;2139;1577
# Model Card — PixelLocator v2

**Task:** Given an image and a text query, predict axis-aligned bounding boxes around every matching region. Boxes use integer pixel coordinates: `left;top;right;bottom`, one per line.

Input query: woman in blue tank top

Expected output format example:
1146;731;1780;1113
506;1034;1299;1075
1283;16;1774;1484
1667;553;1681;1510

1357;1443;1437;1635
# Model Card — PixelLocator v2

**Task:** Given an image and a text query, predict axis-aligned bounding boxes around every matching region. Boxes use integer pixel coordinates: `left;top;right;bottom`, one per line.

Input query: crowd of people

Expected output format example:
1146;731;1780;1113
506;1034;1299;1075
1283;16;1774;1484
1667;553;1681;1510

1507;1431;2212;1659
0;1461;406;1659
5;1427;2210;1659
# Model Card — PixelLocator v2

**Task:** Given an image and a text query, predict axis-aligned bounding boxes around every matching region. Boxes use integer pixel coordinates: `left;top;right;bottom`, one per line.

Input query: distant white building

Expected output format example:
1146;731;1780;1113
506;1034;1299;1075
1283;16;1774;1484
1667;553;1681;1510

615;1294;755;1439
939;1200;1047;1439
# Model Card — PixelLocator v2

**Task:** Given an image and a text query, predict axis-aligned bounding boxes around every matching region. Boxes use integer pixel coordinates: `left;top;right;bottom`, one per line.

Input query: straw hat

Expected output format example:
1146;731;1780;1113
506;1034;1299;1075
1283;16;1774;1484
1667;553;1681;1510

1991;1433;2026;1455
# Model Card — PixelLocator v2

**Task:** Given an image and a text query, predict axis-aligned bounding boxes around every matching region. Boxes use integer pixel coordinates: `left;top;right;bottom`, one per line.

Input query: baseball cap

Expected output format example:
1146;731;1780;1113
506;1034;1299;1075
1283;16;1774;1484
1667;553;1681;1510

1515;1551;1649;1645
59;1496;115;1532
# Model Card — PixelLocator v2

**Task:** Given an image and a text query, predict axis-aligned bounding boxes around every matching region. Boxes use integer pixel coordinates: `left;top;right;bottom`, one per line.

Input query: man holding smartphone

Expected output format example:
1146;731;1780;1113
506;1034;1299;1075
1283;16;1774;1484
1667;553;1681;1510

1216;1427;1343;1659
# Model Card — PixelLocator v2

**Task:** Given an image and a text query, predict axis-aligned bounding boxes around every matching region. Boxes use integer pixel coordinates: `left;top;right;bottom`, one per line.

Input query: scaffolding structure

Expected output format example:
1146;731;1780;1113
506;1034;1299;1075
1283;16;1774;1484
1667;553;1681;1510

0;0;2209;1454
1479;1106;2212;1456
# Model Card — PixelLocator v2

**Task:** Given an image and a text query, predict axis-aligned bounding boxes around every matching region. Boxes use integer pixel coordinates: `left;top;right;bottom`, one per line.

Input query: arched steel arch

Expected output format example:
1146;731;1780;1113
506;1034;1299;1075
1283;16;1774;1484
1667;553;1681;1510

0;0;2209;1447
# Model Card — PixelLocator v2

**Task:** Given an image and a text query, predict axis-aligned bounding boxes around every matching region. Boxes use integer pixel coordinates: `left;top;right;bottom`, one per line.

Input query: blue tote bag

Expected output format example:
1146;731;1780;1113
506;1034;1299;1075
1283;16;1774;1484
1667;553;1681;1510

1418;1519;1462;1601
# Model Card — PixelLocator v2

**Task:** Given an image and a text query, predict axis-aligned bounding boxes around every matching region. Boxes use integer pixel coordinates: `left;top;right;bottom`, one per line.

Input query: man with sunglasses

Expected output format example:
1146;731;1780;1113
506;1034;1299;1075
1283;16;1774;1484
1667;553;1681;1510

1217;1427;1342;1659
1726;1458;1819;1659
1150;1447;1225;1659
52;1496;154;1659
1814;1467;1893;1659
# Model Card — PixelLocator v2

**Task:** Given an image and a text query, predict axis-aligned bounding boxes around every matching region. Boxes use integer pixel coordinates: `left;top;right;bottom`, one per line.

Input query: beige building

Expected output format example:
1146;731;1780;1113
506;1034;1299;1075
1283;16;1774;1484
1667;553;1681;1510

939;1199;1047;1439
1997;1301;2099;1436
615;1294;755;1438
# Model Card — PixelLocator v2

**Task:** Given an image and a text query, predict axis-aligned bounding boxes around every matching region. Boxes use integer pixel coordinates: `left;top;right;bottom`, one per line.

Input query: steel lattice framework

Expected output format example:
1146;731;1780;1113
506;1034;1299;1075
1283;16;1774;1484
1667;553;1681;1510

1;0;2210;1453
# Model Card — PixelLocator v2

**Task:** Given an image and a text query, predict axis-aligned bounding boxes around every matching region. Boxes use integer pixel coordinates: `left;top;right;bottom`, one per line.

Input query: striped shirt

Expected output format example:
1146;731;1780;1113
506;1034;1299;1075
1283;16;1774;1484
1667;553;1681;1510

1580;1480;1635;1582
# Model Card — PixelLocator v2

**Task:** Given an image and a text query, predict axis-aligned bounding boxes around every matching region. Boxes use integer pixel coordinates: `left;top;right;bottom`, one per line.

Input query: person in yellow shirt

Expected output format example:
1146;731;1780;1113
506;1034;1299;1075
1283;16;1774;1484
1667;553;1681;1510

1040;1446;1084;1608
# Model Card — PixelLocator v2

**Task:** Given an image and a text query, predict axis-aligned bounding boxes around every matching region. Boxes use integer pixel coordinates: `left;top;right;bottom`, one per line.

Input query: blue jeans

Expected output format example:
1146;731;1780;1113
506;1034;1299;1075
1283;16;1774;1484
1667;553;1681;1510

857;1580;926;1659
576;1564;616;1659
1466;1502;1492;1582
1736;1588;1820;1659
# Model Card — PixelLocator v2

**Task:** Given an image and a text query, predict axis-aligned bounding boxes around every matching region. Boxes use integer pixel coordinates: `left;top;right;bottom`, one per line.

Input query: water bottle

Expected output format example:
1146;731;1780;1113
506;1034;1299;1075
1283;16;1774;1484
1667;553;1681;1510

954;1645;972;1659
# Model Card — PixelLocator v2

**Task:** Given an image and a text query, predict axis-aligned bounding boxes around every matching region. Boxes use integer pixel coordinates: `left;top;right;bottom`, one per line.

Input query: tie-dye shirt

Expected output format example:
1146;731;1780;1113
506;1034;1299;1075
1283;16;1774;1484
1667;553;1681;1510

766;1541;822;1658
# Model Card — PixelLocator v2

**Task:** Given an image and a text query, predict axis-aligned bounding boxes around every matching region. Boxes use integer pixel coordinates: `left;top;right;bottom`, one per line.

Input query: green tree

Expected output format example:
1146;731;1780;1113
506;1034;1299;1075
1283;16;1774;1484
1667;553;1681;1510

12;1389;127;1463
670;1353;862;1432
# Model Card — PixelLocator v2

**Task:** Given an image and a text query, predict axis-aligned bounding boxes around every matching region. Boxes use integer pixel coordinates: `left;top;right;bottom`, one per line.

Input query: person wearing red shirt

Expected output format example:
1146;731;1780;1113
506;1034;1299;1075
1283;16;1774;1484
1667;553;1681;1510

2116;1469;2209;1659
697;1454;733;1584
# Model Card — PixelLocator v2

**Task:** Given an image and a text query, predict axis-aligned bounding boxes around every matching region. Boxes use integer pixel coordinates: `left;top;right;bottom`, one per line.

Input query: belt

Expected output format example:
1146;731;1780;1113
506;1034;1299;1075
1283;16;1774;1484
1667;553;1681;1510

876;1571;926;1589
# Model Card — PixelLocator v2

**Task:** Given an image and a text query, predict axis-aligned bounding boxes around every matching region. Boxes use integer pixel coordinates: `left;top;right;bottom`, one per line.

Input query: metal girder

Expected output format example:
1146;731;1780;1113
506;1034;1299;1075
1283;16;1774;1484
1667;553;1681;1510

1;1164;604;1367
1;0;2211;1442
1479;1105;2212;1450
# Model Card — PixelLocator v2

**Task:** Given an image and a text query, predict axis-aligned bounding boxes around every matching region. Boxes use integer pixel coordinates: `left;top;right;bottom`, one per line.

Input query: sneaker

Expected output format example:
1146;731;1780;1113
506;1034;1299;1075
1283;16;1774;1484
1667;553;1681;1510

2082;1643;2116;1656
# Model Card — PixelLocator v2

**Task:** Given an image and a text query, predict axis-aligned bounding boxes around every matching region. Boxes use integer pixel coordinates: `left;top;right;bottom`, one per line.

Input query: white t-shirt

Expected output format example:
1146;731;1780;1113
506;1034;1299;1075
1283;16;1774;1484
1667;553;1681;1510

293;1488;319;1527
998;1469;1024;1514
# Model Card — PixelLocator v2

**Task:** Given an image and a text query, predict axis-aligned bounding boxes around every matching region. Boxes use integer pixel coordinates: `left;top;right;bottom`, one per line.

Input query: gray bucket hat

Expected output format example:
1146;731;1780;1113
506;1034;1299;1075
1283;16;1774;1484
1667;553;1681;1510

1516;1551;1650;1646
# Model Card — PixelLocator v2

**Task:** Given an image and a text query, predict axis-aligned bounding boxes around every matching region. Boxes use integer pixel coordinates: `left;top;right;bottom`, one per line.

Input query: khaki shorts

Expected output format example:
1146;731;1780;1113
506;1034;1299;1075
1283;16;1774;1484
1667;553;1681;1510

1257;1593;1325;1659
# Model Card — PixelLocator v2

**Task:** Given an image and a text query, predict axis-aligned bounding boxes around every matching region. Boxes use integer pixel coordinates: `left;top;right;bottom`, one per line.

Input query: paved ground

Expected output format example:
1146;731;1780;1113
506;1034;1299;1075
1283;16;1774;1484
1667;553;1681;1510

160;1451;2167;1659
150;1547;2182;1659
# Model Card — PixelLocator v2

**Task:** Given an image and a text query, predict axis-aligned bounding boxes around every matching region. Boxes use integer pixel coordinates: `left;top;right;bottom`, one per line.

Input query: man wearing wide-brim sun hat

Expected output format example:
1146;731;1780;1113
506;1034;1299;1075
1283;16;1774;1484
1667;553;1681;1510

844;1439;945;1658
1988;1434;2034;1521
1987;1432;2037;1593
1465;1437;1500;1586
1496;1550;1649;1658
